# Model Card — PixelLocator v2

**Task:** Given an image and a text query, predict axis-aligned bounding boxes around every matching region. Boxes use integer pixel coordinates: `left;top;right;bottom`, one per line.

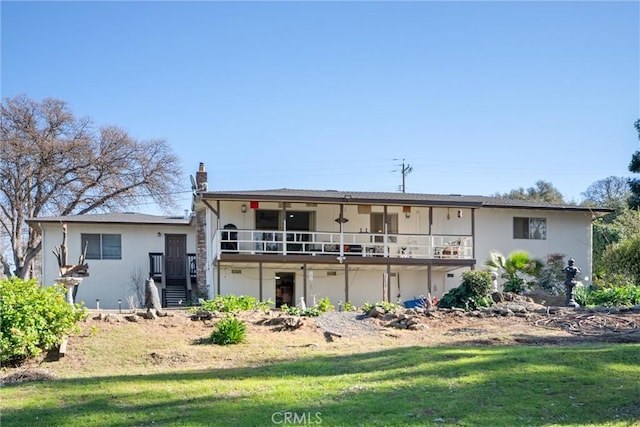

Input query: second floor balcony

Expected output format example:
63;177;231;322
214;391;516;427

213;229;473;261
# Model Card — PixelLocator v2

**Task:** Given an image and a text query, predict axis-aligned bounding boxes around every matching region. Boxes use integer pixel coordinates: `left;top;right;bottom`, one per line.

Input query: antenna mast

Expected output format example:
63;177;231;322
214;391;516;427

399;159;413;193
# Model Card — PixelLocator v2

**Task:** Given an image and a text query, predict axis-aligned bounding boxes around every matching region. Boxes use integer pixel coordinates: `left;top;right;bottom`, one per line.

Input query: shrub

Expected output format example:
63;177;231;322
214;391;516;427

589;286;640;307
197;295;272;313
438;270;494;310
280;297;334;317
281;303;321;317
573;284;592;307
210;315;247;345
316;297;334;313
486;251;543;294
535;253;566;295
503;276;526;294
0;277;87;365
599;236;640;287
362;301;400;315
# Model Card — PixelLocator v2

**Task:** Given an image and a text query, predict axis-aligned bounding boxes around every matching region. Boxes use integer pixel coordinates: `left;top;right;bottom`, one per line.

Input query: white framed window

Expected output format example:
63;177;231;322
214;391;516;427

513;217;546;240
81;233;122;259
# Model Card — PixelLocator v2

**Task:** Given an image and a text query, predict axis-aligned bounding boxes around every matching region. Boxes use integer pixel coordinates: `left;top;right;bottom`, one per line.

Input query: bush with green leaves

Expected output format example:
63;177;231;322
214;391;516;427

573;284;592;307
210;315;247;345
438;270;494;311
599;236;640;287
589;286;640;307
535;253;566;295
362;301;400;315
280;297;332;317
1;277;87;365
197;294;272;313
316;297;334;313
486;251;543;294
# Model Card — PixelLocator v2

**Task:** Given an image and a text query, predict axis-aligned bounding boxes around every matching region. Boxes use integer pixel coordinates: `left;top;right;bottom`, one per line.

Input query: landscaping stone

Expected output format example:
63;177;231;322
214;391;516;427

368;307;384;318
93;312;121;323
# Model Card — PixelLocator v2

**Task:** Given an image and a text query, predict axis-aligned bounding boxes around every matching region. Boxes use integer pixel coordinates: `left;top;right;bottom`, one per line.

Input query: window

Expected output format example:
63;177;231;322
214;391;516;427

370;213;398;243
513;217;546;240
81;234;122;259
255;210;280;230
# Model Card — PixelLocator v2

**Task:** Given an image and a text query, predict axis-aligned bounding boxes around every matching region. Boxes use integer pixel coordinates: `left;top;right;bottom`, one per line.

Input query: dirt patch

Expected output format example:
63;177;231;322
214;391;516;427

1;368;57;384
2;307;639;382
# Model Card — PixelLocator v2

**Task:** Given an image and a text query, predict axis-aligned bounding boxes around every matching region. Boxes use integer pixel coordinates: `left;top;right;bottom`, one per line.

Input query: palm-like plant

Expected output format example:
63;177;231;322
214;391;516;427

486;251;543;294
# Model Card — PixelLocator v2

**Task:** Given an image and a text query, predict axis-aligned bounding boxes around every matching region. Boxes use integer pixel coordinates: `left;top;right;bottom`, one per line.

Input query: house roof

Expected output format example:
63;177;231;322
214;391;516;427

198;188;613;214
27;212;193;226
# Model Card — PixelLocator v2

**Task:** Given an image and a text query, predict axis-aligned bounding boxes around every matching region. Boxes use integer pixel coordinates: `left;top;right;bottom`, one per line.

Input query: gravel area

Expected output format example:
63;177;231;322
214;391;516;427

312;311;385;337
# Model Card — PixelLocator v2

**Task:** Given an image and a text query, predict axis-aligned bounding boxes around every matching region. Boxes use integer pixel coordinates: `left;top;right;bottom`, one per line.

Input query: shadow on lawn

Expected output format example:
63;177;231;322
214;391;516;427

2;344;639;426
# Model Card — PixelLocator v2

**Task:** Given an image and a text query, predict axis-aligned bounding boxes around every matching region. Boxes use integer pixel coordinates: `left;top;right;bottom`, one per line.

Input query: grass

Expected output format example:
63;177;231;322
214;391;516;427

2;343;639;426
1;313;639;426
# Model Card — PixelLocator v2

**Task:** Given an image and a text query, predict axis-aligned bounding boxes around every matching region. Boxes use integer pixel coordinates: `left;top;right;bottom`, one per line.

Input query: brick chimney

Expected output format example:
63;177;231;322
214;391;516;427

195;162;208;191
194;162;209;299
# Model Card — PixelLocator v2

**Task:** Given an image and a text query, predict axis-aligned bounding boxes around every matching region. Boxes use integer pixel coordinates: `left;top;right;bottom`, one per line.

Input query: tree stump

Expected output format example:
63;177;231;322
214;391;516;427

145;278;165;318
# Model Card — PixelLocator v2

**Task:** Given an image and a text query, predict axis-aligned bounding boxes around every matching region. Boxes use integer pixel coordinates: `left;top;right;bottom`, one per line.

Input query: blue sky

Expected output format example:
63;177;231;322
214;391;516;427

2;1;639;214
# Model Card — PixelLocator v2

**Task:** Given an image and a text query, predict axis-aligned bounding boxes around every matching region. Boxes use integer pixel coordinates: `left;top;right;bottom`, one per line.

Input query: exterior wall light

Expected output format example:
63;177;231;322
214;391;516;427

241;204;247;213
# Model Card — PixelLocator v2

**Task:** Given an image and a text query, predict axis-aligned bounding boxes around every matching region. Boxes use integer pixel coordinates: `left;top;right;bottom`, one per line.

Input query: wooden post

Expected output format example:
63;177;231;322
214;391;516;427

344;263;349;303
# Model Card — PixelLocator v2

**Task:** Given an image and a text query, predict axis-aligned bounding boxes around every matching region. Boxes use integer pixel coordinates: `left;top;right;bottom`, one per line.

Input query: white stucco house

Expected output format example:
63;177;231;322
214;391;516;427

28;213;196;309
30;163;610;310
190;164;611;309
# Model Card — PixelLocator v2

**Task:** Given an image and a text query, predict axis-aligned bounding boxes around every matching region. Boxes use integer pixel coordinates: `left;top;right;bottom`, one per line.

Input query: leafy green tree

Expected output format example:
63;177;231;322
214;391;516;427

593;207;640;287
592;219;624;281
592;207;640;285
494;180;565;204
629;119;640;209
613;206;640;240
599;235;640;287
486;251;543;294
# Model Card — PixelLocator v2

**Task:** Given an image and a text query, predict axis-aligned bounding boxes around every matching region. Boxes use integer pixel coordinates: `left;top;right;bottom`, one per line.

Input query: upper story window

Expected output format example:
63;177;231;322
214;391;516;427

81;233;122;259
371;213;398;242
513;217;546;240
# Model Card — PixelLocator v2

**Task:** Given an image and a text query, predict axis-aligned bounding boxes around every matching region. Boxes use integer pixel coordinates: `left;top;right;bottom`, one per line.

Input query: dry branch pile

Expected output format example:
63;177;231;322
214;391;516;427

535;312;640;337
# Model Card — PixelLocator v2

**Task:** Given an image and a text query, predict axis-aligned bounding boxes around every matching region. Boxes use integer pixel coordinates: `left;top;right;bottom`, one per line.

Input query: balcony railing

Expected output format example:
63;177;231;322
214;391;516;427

148;252;197;282
213;229;472;260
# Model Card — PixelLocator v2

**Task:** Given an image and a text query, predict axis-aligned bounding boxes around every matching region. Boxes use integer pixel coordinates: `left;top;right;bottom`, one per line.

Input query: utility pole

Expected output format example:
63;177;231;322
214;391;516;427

398;159;413;193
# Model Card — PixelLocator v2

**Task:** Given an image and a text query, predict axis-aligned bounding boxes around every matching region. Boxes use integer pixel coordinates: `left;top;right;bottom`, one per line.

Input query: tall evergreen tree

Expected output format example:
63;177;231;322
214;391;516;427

628;119;640;209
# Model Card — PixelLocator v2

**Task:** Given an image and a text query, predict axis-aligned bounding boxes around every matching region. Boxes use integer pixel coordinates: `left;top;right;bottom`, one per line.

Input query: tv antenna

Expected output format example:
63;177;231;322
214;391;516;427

393;159;413;193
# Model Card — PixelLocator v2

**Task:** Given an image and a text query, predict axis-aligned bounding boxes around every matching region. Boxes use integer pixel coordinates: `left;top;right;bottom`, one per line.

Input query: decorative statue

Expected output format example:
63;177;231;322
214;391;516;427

562;258;581;308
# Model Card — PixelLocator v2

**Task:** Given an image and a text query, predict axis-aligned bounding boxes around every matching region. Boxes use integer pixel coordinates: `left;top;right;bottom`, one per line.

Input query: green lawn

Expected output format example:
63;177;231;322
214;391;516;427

2;343;639;426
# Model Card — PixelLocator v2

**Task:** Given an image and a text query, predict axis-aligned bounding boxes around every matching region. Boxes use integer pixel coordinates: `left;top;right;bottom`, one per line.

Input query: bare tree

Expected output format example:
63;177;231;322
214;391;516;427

581;176;630;210
0;95;183;278
129;265;146;308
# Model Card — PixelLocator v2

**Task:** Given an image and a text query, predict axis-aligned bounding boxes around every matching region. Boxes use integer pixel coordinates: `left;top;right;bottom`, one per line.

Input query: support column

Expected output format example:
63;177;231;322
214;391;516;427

386;264;392;302
259;262;263;301
216;261;221;296
303;263;307;304
344;264;349;303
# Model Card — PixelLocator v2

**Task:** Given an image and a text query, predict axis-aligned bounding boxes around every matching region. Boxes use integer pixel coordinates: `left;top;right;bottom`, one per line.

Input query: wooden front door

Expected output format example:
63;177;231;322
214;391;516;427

165;234;187;283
